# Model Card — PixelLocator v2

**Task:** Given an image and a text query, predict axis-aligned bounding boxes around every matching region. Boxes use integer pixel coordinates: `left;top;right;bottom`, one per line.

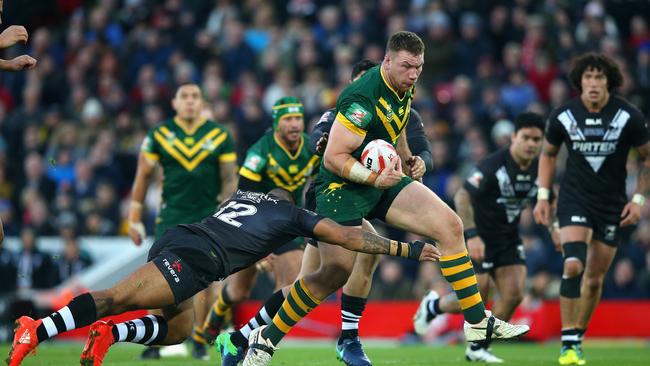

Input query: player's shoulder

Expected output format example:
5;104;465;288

548;98;582;120
147;118;173;134
338;67;381;103
478;148;508;172
610;95;645;119
204;119;231;133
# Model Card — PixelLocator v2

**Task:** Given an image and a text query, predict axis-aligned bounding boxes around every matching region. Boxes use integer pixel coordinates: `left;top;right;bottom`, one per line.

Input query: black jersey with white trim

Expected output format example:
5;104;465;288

545;96;649;206
464;148;539;244
180;190;324;275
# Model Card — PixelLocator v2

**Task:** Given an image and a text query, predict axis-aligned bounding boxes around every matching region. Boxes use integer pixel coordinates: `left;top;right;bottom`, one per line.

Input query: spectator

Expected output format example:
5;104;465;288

15;227;56;290
53;229;92;283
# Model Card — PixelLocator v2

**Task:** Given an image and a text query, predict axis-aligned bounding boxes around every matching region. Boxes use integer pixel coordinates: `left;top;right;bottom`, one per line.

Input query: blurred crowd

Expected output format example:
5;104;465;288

0;0;649;301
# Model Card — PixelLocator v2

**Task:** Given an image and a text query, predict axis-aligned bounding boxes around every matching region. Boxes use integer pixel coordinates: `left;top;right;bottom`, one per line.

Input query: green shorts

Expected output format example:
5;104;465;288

154;206;216;240
315;174;413;226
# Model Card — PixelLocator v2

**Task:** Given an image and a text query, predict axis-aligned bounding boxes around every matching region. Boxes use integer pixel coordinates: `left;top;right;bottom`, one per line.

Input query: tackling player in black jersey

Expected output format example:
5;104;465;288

6;189;439;366
413;112;551;363
533;53;650;366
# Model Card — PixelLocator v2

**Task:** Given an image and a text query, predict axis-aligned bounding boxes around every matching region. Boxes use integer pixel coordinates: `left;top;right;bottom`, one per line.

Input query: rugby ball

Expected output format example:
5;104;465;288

360;139;398;173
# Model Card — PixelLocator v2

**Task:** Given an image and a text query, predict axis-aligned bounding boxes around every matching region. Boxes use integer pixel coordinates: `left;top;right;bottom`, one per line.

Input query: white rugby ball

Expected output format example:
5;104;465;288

360;139;398;173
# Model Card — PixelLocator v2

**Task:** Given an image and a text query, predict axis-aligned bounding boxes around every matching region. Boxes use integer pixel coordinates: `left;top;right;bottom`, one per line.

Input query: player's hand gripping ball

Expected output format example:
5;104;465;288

360;139;398;173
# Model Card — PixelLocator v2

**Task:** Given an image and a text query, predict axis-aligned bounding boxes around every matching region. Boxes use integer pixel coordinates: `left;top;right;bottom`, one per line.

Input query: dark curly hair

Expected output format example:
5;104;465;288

568;53;623;93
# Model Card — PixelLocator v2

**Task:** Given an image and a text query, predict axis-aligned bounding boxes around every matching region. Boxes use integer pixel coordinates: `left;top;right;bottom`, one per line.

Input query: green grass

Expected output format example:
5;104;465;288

2;340;649;365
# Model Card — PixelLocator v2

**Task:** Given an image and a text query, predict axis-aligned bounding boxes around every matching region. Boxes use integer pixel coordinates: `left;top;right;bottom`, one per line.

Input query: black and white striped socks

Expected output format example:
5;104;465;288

340;293;367;341
111;315;168;345
37;293;97;342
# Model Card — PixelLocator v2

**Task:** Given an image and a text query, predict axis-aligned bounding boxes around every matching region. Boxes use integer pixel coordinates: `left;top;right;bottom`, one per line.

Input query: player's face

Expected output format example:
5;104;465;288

385;50;423;93
580;67;609;106
511;127;543;161
172;85;203;121
277;115;304;144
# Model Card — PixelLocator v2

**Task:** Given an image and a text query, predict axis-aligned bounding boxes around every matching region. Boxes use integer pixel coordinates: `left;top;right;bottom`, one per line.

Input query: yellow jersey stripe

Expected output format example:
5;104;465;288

375;107;398;143
273;134;304;160
292;155;320;182
142;152;159;163
154;131;194;171
240;167;263;182
268;155;294;183
336;112;367;137
219;152;237;162
159;127;223;158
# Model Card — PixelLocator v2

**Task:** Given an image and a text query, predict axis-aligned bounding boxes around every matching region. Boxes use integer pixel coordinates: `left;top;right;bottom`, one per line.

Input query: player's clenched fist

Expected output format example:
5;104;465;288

0;25;28;48
0;55;37;71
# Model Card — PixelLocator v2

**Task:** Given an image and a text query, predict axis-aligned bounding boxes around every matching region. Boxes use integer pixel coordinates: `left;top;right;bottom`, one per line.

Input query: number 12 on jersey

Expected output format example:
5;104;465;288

213;201;257;227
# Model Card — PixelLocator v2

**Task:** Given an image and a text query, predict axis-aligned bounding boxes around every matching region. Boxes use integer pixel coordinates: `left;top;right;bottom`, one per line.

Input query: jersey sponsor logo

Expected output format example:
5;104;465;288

571;141;617;154
162;258;181;283
585;118;602;125
467;170;483;188
584;127;605;136
288;164;299;174
482;261;494;270
398;106;405;116
141;136;153;152
571;215;587;223
171;259;182;273
345;103;371;127
236;190;280;204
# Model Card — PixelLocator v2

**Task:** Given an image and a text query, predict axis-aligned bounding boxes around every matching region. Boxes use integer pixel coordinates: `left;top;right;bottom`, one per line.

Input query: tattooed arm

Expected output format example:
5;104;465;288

621;141;650;226
312;218;440;261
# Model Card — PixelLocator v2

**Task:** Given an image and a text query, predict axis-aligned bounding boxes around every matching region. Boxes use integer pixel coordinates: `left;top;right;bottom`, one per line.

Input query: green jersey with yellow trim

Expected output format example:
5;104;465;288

239;131;319;205
319;65;413;183
141;117;237;213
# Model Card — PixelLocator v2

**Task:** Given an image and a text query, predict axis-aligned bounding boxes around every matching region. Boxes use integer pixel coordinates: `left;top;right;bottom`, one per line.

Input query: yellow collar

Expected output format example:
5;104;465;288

173;117;207;135
380;66;409;102
274;133;304;160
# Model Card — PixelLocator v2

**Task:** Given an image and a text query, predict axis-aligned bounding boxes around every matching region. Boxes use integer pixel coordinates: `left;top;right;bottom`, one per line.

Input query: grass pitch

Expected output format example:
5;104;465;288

2;340;649;365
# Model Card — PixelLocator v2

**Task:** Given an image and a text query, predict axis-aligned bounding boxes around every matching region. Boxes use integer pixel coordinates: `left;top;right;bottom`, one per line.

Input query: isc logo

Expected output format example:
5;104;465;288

585;118;602;125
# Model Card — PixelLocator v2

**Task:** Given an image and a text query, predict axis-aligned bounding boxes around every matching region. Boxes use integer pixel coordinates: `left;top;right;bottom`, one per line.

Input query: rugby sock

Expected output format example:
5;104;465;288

561;328;580;348
426;296;443;321
231;290;286;348
262;279;321;346
192;325;207;345
111;315;168;345
469;340;490;351
203;284;233;333
36;293;97;342
439;251;486;324
576;328;586;345
339;293;366;342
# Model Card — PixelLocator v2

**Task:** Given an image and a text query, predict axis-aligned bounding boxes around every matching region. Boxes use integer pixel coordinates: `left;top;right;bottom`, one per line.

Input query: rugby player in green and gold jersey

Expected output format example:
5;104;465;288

202;96;320;344
243;31;529;366
127;83;238;360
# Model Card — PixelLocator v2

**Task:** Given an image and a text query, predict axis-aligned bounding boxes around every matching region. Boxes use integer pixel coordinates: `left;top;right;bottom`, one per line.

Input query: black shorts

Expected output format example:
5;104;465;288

473;240;526;275
148;226;226;304
557;195;623;247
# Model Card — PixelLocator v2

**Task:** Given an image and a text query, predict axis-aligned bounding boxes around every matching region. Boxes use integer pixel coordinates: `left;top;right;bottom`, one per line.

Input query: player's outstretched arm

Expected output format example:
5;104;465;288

534;139;559;226
128;153;156;245
312;217;440;261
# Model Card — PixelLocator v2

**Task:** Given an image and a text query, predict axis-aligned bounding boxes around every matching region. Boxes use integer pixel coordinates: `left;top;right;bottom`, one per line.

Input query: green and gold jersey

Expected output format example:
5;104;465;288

141;117;237;215
319;65;413;181
239;131;319;205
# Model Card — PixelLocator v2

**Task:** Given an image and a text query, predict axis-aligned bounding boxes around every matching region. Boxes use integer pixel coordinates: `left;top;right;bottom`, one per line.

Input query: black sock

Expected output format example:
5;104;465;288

561;328;580;348
576;328;586;345
111;315;168;345
36;293;97;342
339;293;367;342
427;297;443;321
233;289;286;348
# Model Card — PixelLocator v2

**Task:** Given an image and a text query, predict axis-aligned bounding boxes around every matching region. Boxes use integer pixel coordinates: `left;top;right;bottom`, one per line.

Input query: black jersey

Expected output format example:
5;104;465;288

309;108;433;171
464;148;539;244
546;96;649;206
180;190;324;274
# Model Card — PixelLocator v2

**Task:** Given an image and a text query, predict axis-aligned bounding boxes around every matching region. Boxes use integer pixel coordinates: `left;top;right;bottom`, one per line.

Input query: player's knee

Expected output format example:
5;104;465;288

437;212;464;244
319;263;352;290
560;241;587;298
562;241;587;277
582;273;605;293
